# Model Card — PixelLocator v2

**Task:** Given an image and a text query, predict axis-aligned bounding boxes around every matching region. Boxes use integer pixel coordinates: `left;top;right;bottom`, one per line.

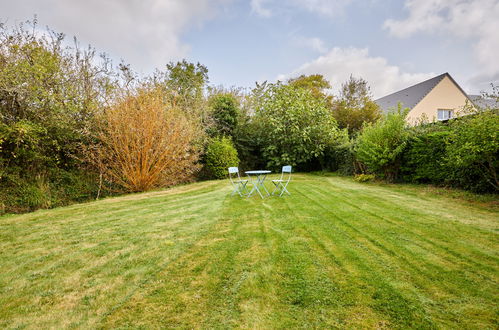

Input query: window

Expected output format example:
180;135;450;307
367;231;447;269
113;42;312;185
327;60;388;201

437;109;454;121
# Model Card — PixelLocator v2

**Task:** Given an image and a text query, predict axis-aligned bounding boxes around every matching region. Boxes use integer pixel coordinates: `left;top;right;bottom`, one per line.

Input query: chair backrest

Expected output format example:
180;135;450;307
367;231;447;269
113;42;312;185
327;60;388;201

228;167;240;184
280;165;292;182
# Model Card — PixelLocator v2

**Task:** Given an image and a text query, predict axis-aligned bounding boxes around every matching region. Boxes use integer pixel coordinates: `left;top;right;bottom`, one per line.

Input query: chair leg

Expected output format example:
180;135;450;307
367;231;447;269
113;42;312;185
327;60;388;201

241;182;250;196
279;182;291;197
231;183;243;197
271;181;279;195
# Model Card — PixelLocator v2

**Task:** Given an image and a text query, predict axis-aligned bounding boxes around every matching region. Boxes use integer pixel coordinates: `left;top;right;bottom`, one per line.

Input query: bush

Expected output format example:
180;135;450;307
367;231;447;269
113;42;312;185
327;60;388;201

0;21;114;212
355;113;409;181
204;137;239;179
322;130;358;175
89;88;202;192
354;174;375;182
397;110;498;193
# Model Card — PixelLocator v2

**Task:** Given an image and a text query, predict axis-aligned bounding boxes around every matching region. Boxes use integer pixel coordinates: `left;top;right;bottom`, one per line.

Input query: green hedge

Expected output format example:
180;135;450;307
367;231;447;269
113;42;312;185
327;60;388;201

353;109;498;193
0;168;101;214
401;130;451;184
398;110;498;193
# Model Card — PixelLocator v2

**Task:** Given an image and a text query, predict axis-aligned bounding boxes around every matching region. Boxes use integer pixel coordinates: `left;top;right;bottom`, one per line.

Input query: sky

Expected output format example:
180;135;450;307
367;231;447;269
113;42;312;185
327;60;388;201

1;0;498;98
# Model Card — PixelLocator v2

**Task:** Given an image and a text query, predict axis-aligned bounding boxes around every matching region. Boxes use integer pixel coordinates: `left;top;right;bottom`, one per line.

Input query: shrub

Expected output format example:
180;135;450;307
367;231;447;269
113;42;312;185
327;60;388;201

355;113;409;181
204;137;239;179
323;130;359;175
89;88;202;192
0;20;115;212
354;174;375;182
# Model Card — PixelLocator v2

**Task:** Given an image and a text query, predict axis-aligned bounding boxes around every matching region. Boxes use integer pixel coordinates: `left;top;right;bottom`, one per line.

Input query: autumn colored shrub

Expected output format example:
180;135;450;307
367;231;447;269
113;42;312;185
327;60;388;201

90;89;202;192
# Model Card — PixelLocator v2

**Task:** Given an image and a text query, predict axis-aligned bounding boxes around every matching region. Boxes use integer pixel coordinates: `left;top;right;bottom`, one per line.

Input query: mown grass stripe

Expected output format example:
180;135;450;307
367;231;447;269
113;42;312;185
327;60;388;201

0;174;497;328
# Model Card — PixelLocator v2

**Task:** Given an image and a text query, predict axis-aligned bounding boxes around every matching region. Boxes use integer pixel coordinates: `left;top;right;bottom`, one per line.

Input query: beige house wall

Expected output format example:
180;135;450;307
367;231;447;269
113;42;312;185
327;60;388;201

406;75;471;125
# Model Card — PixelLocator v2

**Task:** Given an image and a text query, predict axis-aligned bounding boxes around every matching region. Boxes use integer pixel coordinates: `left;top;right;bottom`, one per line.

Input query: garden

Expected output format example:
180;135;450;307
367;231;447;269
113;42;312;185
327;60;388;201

0;21;498;328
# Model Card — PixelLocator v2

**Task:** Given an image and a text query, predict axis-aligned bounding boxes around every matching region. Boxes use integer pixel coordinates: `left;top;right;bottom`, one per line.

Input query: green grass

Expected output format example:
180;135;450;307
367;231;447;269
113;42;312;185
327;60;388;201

1;174;498;329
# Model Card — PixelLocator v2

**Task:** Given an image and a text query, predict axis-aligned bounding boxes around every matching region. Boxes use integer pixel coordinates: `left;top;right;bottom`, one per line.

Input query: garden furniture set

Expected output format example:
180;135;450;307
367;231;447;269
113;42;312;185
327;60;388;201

228;166;292;198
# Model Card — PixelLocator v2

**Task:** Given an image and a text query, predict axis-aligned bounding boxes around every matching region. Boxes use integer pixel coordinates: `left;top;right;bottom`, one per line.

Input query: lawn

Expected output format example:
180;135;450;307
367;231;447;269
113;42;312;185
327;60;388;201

0;174;498;329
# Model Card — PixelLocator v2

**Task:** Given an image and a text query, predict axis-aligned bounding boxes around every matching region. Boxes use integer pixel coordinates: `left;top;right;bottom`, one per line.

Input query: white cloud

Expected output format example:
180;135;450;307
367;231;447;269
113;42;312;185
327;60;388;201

0;0;230;73
278;47;435;98
250;0;354;18
384;0;499;87
250;0;272;17
291;0;353;17
293;36;328;53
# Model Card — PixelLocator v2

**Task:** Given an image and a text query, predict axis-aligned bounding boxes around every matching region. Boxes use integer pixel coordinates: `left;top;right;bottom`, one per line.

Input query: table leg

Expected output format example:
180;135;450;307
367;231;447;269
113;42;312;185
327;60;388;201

254;175;264;198
254;174;270;198
247;175;257;197
260;174;270;196
247;173;270;199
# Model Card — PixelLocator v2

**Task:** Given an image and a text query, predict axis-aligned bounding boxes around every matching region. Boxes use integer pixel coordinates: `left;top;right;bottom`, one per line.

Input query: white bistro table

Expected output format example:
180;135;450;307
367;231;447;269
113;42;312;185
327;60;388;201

245;170;271;198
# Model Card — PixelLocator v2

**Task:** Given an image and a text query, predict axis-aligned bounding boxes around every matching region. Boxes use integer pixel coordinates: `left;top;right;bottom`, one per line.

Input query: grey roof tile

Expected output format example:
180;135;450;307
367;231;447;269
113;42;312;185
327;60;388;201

468;95;499;109
375;73;448;113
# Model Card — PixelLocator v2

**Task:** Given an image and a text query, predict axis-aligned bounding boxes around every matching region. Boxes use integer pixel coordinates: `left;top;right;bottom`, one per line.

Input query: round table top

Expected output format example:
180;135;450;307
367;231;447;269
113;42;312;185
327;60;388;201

245;170;271;175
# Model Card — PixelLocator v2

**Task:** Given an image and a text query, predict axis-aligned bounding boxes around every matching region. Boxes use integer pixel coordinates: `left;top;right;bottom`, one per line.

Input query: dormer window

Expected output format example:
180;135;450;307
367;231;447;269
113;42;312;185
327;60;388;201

437;109;453;121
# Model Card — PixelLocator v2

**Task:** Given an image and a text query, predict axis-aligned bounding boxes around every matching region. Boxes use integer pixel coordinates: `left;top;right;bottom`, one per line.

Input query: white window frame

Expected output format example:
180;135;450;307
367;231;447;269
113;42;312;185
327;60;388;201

437;109;454;121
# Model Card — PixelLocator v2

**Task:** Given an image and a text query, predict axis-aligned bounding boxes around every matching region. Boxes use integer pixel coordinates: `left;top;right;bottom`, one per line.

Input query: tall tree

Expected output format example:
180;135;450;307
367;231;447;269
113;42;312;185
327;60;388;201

208;93;240;138
162;60;209;114
332;76;382;135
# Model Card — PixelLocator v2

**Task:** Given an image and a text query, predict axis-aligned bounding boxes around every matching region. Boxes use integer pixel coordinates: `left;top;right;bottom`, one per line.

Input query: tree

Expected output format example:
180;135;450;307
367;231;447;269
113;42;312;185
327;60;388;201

0;20;118;212
0;20;114;174
159;60;209;116
332;76;382;135
355;112;409;181
254;82;340;169
208;93;239;138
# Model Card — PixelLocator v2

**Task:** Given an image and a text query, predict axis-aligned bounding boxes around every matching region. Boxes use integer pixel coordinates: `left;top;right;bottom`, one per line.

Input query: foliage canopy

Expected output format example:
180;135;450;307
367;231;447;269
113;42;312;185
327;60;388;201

254;82;340;169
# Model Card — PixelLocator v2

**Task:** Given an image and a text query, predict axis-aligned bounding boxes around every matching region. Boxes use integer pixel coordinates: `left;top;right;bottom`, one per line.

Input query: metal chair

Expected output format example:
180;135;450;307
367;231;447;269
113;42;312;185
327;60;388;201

272;165;292;197
228;167;249;197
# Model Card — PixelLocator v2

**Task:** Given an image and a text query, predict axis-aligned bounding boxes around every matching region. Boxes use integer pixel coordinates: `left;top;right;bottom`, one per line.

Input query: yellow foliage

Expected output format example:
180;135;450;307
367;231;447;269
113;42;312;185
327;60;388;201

90;89;201;192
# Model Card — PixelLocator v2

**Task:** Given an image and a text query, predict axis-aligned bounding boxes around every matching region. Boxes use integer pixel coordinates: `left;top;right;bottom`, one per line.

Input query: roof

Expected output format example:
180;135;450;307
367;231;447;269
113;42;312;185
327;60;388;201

375;73;451;113
468;95;499;109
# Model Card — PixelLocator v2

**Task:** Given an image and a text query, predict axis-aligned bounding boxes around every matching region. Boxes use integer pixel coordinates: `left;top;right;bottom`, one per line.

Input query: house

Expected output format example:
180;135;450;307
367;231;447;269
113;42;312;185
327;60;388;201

375;73;479;125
